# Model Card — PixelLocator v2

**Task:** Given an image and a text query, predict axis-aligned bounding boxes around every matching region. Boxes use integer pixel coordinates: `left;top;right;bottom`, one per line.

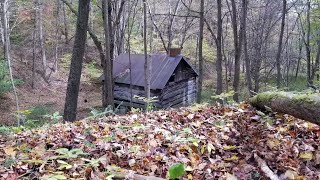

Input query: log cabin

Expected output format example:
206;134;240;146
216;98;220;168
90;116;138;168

101;48;198;110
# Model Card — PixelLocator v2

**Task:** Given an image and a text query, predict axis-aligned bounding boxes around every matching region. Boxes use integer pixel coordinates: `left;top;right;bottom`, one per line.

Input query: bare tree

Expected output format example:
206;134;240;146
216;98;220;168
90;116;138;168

63;0;90;122
230;0;242;102
276;0;287;88
306;0;311;85
167;0;181;51
53;0;61;72
196;0;204;103
62;2;69;44
311;40;320;82
32;14;37;89
2;0;21;125
241;0;252;94
36;0;47;76
143;0;151;108
102;0;114;108
216;0;223;95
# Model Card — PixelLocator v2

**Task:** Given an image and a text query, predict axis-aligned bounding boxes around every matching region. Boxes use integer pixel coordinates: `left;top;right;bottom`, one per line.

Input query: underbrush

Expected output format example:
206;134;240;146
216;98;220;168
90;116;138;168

265;75;309;91
0;104;62;133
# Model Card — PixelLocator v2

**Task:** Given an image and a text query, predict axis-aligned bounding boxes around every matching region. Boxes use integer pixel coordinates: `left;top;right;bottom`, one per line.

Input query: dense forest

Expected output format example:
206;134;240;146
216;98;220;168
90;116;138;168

0;0;320;179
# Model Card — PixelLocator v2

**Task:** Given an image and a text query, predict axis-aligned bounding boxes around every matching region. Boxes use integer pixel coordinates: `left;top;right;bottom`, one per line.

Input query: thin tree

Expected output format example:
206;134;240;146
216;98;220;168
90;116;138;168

126;0;139;106
62;2;69;44
216;0;223;95
306;0;311;85
2;0;21;125
242;0;252;94
167;0;181;51
32;9;37;89
128;0;133;106
63;0;90;122
53;0;61;72
36;0;47;76
196;0;204;103
311;40;320;82
143;0;151;109
276;0;287;89
102;0;114;108
230;0;242;102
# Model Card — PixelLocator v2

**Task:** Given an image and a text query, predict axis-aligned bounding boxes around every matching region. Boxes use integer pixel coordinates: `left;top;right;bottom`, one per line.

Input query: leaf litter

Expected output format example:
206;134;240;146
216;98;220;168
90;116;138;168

0;103;319;179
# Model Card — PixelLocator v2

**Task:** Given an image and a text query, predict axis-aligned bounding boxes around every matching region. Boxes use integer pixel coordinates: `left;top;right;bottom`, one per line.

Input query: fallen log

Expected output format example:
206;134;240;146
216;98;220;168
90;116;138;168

111;172;166;180
250;91;320;125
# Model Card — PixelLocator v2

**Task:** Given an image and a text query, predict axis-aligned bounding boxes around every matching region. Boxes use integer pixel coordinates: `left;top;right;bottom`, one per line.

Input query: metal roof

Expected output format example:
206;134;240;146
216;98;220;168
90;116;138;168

112;53;198;90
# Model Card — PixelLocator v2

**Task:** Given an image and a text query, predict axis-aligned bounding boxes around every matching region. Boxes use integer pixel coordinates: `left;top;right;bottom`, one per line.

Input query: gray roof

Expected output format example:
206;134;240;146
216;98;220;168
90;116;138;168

112;53;198;90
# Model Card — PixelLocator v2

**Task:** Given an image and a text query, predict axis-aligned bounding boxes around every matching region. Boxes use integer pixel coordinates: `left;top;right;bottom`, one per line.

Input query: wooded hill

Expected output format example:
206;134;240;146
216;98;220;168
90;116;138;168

1;0;320;124
0;0;320;179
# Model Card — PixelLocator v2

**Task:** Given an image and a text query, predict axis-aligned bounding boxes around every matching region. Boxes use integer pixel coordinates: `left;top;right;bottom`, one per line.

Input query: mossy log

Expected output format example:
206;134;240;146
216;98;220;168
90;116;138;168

250;91;320;125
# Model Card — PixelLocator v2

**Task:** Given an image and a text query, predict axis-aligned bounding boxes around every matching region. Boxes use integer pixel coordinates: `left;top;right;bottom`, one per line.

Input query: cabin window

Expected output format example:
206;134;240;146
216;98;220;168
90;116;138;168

169;74;175;82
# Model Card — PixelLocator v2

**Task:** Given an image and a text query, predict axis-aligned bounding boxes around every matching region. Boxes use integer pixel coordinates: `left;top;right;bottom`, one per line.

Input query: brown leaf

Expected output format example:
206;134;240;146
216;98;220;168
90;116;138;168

3;146;16;157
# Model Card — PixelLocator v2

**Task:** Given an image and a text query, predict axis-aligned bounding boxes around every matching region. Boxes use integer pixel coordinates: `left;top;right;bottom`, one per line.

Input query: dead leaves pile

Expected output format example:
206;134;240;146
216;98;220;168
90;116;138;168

0;104;319;179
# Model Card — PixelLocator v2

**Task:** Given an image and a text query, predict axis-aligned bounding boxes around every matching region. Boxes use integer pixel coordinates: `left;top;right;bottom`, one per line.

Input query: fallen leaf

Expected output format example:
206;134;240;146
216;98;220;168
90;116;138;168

185;166;193;172
225;155;239;161
3;146;16;157
128;159;136;167
299;152;313;161
207;143;215;154
267;139;280;149
196;163;207;170
187;113;195;120
225;173;238;180
223;145;237;151
283;170;298;180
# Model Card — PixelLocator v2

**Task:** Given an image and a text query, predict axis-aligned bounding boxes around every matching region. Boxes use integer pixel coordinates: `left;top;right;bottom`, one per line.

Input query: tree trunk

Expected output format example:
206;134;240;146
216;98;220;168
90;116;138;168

250;91;320;126
2;0;21;125
32;19;36;89
306;0;311;84
0;7;4;44
276;0;286;89
102;0;114;108
295;28;302;80
196;0;204;103
216;0;223;95
149;2;154;53
37;0;47;76
242;0;252;94
311;40;320;82
167;0;180;51
63;0;90;122
230;0;242;102
62;2;69;44
53;0;61;72
143;0;150;109
147;2;168;53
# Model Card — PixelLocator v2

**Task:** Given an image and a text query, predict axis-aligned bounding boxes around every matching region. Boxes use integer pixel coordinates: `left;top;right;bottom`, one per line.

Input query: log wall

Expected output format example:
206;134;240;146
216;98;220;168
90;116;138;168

114;84;161;109
160;78;197;108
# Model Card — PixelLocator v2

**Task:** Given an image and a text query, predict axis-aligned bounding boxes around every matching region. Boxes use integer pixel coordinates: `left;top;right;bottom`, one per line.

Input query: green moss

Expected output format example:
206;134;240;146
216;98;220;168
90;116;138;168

251;91;320;107
251;91;280;105
292;94;314;104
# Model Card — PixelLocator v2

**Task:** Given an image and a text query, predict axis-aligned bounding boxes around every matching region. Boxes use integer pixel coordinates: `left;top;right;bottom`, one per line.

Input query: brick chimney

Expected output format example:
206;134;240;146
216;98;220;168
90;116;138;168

169;48;182;57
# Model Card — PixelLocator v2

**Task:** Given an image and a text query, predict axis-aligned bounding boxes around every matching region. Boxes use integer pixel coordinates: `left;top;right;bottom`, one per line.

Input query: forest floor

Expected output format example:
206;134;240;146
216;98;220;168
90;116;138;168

0;52;103;125
0;104;319;179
